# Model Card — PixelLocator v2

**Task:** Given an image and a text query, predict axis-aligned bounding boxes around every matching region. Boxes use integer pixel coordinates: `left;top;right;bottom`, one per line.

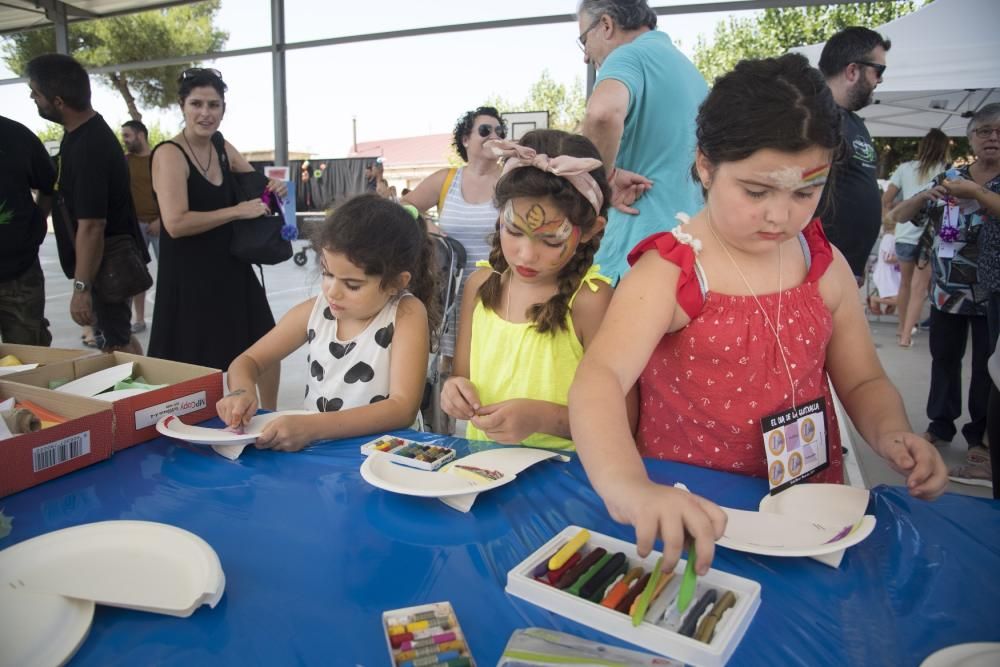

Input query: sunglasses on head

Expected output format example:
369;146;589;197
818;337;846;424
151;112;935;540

476;123;506;139
181;67;223;80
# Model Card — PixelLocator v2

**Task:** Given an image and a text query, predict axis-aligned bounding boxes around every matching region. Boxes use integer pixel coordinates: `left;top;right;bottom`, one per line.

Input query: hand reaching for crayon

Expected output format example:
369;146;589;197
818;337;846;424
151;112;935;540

600;476;727;575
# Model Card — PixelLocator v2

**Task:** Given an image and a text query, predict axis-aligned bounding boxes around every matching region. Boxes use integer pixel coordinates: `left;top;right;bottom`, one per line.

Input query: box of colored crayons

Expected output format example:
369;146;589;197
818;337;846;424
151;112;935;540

382;601;475;667
361;435;456;471
505;526;760;667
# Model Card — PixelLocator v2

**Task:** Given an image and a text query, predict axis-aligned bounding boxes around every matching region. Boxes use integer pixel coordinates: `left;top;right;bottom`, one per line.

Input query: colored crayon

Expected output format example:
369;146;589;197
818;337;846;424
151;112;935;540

545;552;581;585
601;567;644;608
391;627;454;649
568;552;613;596
615;572;651;613
555;547;606;589
548;529;590;570
679;588;719;637
395;640;463;663
405;618;451;633
580;552;627;600
387;610;438;626
588;561;629;602
399;631;457;651
532;547;561;578
401;650;460;667
631;556;665;627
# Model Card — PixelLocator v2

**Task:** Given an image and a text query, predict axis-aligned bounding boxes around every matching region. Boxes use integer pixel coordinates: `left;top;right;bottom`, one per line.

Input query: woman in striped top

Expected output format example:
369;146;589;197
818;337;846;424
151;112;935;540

402;106;505;358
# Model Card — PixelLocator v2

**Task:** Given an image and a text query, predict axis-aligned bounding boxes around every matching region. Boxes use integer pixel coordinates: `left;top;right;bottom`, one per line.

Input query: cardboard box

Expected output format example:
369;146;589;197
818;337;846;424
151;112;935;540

0;381;114;498
0;343;95;375
8;352;223;451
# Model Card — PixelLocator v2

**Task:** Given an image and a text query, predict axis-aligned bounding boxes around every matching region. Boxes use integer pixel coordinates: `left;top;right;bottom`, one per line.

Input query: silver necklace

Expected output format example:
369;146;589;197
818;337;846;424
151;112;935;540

181;129;212;176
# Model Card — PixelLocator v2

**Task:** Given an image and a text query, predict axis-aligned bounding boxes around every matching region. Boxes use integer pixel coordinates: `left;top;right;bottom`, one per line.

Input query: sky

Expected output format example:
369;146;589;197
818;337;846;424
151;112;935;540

0;0;759;157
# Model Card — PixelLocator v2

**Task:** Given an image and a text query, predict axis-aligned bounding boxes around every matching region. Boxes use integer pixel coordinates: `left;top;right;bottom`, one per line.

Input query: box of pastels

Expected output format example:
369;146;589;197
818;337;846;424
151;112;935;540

505;526;760;667
361;435;456;471
382;601;475;666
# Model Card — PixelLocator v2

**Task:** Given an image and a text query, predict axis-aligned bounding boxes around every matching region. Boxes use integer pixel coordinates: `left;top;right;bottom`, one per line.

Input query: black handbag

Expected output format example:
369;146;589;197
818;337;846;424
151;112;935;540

212;133;293;265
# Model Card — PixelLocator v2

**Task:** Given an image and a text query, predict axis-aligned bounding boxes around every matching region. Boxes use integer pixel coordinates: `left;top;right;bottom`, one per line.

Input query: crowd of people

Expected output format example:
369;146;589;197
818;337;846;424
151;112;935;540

1;0;997;569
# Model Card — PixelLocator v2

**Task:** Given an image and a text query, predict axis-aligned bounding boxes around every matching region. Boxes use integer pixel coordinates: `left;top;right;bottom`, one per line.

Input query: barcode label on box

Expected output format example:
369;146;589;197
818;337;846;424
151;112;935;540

134;391;208;430
32;431;91;472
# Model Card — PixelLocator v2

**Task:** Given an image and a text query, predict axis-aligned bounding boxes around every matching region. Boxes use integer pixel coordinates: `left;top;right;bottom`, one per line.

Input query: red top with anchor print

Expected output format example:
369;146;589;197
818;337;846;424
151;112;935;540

626;218;844;482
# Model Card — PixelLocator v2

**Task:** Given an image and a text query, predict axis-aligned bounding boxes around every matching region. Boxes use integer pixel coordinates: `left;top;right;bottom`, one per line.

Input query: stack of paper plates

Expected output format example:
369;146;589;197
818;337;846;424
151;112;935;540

0;520;225;666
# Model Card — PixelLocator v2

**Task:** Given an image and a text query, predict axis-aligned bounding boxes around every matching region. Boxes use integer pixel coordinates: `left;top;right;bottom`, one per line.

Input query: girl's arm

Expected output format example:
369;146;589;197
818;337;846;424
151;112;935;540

256;297;430;451
440;268;489;420
880;183;900;214
217;298;312;427
569;252;727;574
152;142;266;238
821;250;947;499
890;184;948;224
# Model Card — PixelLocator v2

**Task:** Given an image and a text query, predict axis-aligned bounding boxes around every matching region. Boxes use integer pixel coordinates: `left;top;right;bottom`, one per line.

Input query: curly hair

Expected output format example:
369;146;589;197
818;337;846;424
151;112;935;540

478;129;611;334
313;194;441;342
452;106;504;162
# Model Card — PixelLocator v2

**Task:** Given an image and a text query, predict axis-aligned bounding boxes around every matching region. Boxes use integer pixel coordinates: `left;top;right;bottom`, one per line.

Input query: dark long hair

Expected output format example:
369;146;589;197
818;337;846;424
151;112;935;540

313;194;441;339
480;129;611;334
692;53;843;194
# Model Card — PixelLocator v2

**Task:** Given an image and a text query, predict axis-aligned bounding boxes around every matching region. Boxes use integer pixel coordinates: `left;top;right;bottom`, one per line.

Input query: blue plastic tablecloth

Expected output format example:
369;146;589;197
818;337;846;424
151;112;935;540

1;427;998;666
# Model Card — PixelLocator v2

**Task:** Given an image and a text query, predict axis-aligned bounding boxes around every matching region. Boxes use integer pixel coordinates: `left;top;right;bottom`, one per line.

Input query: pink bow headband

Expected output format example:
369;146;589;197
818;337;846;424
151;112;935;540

485;139;604;215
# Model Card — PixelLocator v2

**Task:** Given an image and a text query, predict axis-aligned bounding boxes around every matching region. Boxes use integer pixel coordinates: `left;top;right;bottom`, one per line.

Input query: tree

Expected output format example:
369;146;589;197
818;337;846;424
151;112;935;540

692;1;939;174
693;2;918;85
485;70;587;133
2;1;227;122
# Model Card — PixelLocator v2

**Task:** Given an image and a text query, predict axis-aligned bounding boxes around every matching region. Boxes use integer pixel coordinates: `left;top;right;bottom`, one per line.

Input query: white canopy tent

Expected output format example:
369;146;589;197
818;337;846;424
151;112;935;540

792;0;1000;137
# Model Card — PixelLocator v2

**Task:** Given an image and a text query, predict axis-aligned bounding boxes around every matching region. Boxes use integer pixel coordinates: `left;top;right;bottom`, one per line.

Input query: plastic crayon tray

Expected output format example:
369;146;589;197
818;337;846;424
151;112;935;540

360;435;456;471
505;526;760;667
382;601;476;667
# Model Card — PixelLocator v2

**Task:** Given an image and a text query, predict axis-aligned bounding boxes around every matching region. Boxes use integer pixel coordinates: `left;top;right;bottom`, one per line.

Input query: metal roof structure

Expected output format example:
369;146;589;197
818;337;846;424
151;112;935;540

1;0;888;163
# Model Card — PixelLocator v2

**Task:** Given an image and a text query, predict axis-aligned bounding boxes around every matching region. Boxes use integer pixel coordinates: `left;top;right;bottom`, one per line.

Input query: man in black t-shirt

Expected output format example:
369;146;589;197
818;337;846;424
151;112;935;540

817;27;891;282
0;115;56;345
26;54;147;353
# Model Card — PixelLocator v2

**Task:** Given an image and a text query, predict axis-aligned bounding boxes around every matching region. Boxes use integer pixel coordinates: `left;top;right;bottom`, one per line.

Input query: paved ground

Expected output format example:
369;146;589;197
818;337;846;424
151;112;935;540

33;233;990;499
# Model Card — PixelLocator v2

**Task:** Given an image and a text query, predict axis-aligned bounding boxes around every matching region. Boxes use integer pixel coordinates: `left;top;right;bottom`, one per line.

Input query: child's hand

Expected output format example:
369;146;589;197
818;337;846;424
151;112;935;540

878;431;948;500
217;389;257;429
441;377;480;420
601;476;727;575
469;399;542;444
254;415;316;452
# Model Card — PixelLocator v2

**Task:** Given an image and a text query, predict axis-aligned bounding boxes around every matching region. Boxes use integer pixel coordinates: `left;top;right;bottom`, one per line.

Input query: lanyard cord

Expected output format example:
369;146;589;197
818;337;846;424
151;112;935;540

706;214;798;411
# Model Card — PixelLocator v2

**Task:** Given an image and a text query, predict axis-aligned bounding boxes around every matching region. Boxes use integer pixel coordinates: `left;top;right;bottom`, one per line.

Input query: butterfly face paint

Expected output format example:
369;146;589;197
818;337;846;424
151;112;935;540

754;163;830;190
501;199;583;268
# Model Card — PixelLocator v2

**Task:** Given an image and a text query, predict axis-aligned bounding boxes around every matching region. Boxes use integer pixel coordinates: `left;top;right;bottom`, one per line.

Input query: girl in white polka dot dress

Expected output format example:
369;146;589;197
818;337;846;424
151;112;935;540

216;195;440;451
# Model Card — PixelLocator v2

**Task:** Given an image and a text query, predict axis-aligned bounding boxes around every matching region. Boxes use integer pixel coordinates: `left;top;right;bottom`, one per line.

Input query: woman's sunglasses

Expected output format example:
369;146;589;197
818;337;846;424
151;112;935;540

181;67;223;80
476;123;506;139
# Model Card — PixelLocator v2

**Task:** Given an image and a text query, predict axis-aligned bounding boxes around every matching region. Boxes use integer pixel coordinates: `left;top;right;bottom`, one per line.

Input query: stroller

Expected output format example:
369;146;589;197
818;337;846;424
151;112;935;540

422;233;467;434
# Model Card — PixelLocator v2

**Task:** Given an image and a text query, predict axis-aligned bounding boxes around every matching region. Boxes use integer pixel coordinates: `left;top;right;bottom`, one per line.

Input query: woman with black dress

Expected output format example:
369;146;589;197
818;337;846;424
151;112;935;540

150;68;283;408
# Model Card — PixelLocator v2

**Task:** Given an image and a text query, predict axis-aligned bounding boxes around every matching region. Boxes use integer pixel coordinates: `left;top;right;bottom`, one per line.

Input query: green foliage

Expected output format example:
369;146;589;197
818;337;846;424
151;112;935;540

2;1;227;121
693;2;918;85
34;122;64;144
485;70;587;132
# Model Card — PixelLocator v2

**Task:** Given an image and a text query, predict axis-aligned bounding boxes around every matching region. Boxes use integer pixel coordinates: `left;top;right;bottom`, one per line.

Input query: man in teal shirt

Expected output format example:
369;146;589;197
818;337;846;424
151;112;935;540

579;0;707;284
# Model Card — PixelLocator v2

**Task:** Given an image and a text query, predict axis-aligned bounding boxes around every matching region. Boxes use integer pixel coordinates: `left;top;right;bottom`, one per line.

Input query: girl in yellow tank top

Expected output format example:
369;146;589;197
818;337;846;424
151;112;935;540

441;129;629;449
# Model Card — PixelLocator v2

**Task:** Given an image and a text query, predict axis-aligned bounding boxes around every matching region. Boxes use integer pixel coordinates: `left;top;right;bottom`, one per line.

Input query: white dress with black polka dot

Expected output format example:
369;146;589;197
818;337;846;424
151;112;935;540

303;293;410;413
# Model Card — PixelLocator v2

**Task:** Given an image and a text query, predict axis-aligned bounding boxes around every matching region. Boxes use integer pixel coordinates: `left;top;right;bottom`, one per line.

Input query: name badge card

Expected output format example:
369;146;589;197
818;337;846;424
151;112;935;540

760;397;828;494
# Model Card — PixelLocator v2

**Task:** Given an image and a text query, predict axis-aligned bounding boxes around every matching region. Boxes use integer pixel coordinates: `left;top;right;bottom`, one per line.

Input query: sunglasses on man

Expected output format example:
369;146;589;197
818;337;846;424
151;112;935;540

476;123;506;139
853;61;887;78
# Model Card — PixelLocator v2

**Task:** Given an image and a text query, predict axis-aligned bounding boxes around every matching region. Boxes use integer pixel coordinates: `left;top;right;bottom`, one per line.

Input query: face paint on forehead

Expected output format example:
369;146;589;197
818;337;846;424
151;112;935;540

753;164;830;190
502;200;574;243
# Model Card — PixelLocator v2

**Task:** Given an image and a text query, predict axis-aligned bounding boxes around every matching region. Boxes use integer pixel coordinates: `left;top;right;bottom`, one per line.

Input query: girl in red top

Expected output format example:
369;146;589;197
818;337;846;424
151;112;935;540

569;54;948;575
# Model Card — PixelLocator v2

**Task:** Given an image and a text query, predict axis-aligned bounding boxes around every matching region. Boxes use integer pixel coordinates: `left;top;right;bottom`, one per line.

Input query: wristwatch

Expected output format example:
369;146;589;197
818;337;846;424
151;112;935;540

73;279;90;293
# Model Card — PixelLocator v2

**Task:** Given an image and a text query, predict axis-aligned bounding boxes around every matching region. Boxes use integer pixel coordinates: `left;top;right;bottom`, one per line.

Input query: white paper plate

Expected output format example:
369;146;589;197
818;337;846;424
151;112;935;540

920;643;1000;667
0;363;39;376
758;483;870;526
0;520;224;617
54;362;134;397
360;447;567;498
156;410;312;446
717;508;876;558
0;587;93;667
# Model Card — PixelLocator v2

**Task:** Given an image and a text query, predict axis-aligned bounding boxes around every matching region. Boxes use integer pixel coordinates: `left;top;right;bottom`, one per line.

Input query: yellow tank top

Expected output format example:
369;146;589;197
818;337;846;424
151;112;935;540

466;264;610;449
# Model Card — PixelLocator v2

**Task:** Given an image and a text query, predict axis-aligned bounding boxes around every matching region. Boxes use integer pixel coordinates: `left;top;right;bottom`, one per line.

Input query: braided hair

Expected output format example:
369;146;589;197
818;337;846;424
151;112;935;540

479;129;611;334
